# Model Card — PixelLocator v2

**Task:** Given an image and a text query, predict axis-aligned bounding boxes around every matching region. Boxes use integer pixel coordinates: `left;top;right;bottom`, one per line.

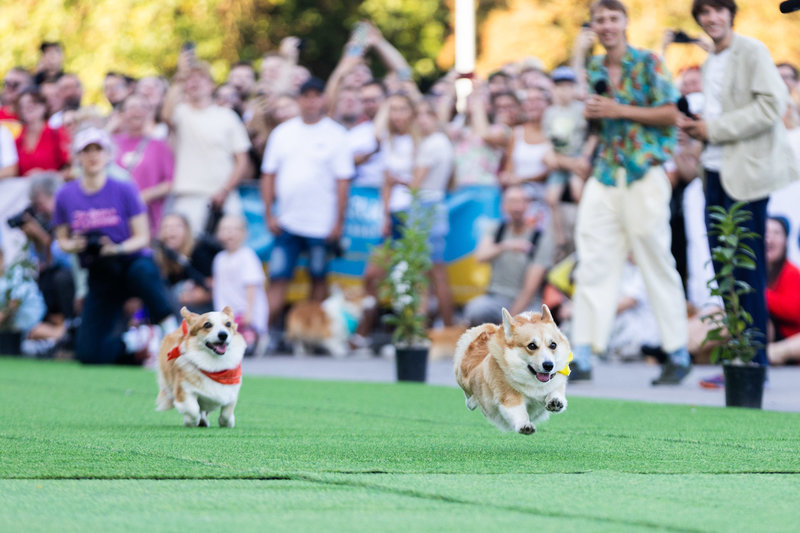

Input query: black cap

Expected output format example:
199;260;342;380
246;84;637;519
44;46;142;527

299;76;325;95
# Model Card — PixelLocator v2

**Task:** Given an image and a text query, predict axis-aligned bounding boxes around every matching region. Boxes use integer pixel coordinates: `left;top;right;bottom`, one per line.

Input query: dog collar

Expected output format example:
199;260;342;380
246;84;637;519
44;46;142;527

557;352;574;377
201;363;242;385
167;320;189;361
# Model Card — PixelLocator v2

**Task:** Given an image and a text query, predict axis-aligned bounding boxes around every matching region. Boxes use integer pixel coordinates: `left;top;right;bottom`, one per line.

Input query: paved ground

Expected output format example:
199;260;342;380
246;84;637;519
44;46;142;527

243;353;800;412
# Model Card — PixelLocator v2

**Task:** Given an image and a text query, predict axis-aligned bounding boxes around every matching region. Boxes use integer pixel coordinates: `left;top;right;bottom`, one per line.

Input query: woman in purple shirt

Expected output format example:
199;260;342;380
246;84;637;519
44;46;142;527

54;127;175;365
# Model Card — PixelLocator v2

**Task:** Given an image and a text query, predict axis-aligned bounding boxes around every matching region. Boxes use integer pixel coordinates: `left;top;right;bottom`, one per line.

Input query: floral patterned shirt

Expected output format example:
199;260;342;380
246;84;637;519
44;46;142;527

586;45;678;186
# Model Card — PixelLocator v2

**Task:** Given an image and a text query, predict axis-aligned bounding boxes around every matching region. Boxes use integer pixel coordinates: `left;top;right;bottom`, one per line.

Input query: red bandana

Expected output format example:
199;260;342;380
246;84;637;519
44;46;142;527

167;320;189;361
201;364;242;385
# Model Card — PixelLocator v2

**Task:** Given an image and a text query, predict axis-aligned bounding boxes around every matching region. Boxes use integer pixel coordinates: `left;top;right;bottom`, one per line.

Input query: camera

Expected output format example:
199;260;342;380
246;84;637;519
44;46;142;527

6;207;36;229
84;231;105;258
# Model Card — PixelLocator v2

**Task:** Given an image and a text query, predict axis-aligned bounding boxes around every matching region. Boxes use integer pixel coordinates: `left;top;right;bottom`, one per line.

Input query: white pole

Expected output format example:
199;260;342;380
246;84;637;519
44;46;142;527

454;0;475;113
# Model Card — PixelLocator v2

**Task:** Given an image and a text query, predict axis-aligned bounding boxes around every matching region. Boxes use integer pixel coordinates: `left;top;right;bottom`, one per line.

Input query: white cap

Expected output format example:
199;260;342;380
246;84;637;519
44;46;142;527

72;127;112;154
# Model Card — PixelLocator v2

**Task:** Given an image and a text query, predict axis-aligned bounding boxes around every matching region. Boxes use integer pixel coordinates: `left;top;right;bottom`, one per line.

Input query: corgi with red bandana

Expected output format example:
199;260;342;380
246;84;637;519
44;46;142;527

454;306;571;434
156;306;245;427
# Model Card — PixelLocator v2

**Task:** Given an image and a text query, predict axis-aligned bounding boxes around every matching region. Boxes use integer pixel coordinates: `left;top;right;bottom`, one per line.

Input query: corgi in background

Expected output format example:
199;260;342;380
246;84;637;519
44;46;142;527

156;306;245;428
454;306;571;434
285;286;375;357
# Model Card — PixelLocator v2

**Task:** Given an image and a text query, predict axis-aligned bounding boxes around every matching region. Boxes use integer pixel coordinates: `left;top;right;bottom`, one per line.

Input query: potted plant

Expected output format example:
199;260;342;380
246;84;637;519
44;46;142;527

374;195;434;382
702;202;766;408
0;247;38;356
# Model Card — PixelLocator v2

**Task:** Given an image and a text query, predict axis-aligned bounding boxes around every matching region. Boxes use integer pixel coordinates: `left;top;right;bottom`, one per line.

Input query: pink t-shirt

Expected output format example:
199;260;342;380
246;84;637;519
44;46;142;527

113;133;174;234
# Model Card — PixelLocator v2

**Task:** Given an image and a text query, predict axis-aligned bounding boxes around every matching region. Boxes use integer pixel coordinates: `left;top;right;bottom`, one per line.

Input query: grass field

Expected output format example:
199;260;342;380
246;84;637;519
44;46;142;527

2;356;799;532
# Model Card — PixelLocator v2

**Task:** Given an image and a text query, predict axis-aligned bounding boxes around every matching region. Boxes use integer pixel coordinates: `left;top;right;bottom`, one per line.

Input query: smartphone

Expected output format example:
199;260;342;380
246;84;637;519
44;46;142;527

182;41;196;53
672;30;697;44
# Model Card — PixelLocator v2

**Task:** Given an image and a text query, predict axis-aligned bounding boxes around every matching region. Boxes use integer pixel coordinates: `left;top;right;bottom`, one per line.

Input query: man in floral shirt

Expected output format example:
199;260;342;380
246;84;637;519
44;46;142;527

570;0;691;385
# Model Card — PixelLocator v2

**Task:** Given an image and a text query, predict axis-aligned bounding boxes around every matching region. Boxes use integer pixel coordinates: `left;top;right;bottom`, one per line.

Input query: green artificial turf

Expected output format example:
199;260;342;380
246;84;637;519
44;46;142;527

2;357;799;532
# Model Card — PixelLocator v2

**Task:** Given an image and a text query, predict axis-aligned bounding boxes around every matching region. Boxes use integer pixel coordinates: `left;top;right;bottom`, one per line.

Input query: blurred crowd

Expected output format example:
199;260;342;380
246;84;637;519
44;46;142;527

1;2;799;376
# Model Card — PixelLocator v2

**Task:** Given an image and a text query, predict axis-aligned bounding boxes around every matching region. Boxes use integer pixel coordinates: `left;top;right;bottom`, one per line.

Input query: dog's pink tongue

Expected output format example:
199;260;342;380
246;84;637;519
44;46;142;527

212;343;227;355
536;372;551;383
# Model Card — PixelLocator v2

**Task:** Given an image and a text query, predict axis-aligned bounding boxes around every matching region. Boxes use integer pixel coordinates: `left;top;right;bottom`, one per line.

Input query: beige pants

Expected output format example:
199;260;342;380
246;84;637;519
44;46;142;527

165;192;243;237
572;166;688;354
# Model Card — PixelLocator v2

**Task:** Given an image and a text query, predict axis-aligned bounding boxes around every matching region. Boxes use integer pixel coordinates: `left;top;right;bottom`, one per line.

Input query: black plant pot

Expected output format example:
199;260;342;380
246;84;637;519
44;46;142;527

0;331;22;356
723;364;766;409
395;346;428;382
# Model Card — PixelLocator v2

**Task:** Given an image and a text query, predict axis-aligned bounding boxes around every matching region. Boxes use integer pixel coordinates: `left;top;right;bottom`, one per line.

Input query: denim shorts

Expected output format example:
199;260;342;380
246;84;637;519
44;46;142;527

268;229;330;281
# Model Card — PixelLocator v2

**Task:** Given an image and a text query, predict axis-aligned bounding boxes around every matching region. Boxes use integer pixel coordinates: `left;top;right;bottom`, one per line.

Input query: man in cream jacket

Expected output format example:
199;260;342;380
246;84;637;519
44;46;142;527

679;0;799;367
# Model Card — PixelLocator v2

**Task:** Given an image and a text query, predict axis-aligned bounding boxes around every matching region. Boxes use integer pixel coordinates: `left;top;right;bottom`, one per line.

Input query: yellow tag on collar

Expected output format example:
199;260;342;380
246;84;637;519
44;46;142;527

557;352;574;377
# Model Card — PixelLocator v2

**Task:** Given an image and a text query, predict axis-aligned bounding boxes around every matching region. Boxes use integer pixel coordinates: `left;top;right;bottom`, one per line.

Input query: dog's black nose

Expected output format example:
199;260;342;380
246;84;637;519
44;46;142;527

542;361;554;372
218;331;228;341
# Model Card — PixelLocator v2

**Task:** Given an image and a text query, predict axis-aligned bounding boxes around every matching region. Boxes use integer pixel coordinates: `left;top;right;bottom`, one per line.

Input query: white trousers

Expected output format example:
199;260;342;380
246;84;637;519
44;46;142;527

165;191;243;237
572;166;687;354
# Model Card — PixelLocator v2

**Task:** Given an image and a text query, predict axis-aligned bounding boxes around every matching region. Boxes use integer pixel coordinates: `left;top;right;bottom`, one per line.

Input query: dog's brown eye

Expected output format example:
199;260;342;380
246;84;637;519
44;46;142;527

203;322;212;329
225;322;232;327
527;342;538;351
549;341;557;350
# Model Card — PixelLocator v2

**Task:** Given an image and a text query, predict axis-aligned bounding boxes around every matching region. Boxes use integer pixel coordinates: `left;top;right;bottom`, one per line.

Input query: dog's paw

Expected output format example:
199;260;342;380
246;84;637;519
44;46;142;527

517;424;536;435
183;414;200;427
546;396;566;413
465;396;478;411
219;415;235;428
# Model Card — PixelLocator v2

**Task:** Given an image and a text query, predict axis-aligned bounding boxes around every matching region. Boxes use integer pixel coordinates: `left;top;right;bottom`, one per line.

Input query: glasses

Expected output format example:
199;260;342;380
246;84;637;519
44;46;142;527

3;80;21;90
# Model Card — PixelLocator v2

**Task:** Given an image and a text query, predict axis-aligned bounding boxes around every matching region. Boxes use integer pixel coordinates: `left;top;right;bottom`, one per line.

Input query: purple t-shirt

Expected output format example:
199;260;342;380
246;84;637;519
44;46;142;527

54;177;147;264
112;133;174;234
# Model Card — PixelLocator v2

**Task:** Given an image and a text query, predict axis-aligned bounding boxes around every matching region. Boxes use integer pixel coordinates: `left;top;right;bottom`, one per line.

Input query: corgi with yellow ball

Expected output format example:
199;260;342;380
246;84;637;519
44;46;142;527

454;306;572;434
156;306;245;428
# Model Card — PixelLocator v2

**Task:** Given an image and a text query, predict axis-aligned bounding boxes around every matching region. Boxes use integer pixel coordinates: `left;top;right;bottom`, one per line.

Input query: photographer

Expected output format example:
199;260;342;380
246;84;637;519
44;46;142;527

53;127;176;365
11;173;76;341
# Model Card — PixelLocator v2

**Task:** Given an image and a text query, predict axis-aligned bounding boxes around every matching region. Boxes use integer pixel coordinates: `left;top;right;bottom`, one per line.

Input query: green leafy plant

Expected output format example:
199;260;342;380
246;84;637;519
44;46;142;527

0;245;38;331
373;195;433;347
702;202;762;364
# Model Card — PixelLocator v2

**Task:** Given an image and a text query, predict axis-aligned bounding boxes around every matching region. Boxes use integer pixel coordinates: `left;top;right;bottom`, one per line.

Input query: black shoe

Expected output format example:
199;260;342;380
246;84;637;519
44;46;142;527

651;361;691;385
568;362;592;382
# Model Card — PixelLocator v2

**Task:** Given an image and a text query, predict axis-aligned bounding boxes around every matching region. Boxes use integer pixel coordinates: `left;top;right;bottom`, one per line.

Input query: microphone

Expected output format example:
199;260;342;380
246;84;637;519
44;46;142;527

780;0;800;13
588;79;609;134
677;95;697;120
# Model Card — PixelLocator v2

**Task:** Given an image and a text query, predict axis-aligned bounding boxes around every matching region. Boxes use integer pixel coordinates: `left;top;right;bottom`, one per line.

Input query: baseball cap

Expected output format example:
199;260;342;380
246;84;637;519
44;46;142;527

551;66;577;84
299;76;326;95
72;127;112;153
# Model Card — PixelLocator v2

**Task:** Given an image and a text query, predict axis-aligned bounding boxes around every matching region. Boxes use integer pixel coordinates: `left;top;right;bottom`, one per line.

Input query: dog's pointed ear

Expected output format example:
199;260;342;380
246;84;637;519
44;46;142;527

501;308;514;343
541;304;554;323
222;306;235;319
180;306;198;323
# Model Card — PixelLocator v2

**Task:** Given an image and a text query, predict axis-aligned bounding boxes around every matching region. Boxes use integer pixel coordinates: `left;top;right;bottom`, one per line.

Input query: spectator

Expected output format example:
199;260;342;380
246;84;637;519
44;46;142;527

162;58;251;235
346;80;386;188
34;42;64;86
134;76;169;139
260;76;354;339
53;127;176;365
765;217;800;365
227;61;256;102
500;86;554;228
14;88;70;177
214;83;244;117
0;248;47;351
113;94;174;234
777;62;799;130
444;78;510;188
412;98;455;327
39;79;64;129
678;0;800;369
487;71;513;97
212;215;268;350
571;0;690;385
154;212;215;314
542;66;590;262
0;120;19;180
1;67;33;138
490;90;521;129
104;72;133;111
606;257;662;361
463;185;551;325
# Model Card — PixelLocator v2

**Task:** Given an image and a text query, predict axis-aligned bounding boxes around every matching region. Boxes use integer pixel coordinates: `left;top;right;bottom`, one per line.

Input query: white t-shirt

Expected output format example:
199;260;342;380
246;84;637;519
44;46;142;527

701;48;731;172
415;131;453;202
382;133;415;213
262;116;354;238
347;120;384;188
0;126;19;169
212;246;268;333
172;103;251;196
